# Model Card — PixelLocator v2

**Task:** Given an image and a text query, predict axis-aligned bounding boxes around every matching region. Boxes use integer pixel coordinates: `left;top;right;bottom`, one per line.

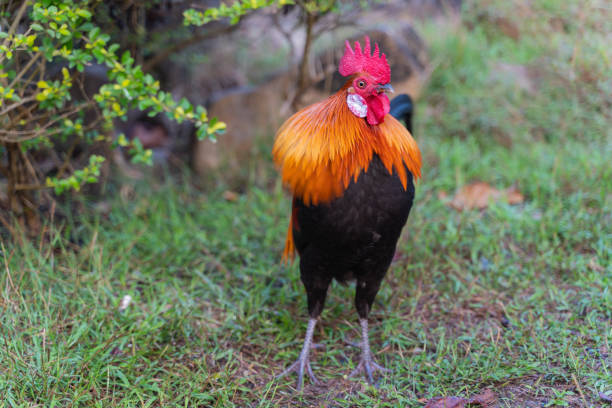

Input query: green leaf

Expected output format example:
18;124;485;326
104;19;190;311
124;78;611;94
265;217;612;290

89;27;100;40
75;9;92;19
121;51;132;65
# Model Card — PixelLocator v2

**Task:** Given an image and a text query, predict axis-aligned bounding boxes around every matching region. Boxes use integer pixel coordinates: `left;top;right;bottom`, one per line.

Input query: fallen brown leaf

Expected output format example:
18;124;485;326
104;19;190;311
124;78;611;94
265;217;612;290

424;389;497;408
446;181;524;210
424;396;465;408
494;17;520;40
505;185;525;205
223;190;239;202
470;389;497;406
588;257;605;273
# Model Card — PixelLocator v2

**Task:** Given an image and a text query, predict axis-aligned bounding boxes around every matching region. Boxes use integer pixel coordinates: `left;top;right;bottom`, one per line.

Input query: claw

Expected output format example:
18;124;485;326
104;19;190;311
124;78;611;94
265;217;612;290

344;339;360;348
307;359;321;385
349;354;389;385
276;356;320;389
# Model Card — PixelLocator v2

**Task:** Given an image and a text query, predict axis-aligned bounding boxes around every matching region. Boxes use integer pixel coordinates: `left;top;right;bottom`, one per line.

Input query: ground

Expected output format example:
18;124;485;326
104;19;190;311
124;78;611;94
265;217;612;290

0;0;610;407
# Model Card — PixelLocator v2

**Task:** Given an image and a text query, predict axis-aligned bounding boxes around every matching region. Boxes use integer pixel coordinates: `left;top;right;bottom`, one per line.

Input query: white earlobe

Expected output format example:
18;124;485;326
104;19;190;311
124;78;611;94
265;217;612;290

347;93;367;118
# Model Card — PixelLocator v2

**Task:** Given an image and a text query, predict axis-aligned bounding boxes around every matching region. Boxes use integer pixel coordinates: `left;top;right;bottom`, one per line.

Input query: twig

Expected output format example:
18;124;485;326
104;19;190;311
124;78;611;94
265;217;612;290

292;9;318;109
272;10;297;63
13;183;49;191
7;51;42;91
0;96;37;117
0;215;17;241
18;145;39;185
571;373;588;407
312;14;356;38
1;0;29;49
55;137;81;179
0;103;95;142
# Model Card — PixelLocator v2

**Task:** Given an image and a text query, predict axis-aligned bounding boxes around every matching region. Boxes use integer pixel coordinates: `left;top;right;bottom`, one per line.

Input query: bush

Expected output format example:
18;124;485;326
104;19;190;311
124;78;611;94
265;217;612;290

0;0;361;234
0;0;260;232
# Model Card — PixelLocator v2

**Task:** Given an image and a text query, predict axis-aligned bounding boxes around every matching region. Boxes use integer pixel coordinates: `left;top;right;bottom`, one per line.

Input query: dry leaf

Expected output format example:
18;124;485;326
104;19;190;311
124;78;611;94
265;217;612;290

223;191;239;202
447;181;524;210
424;390;497;408
505;185;525;205
470;389;497;406
424;396;466;408
494;17;520;40
588;258;605;273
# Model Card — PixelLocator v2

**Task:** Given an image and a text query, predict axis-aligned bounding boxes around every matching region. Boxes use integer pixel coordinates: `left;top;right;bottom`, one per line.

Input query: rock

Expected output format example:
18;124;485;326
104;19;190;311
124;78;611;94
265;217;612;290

193;74;292;175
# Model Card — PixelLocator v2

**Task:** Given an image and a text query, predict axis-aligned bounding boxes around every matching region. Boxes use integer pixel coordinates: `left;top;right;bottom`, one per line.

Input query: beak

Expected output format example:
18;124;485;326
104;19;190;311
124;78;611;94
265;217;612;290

376;83;394;94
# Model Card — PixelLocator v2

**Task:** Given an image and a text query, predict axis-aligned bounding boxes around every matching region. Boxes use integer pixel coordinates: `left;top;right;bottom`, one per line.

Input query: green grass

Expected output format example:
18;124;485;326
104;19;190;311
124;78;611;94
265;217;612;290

1;0;611;406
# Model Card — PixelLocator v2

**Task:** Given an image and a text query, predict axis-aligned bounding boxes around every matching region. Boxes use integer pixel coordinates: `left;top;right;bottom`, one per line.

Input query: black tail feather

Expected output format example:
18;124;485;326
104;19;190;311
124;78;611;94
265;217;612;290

389;94;413;133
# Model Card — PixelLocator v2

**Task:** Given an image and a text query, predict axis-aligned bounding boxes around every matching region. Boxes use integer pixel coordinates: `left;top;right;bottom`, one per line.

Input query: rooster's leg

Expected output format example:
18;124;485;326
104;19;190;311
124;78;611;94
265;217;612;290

350;279;389;385
276;318;320;390
349;318;390;384
278;271;330;390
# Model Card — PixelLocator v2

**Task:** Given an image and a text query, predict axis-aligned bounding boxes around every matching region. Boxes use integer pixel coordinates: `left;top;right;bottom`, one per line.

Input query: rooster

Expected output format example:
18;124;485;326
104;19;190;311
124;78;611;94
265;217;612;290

273;36;422;390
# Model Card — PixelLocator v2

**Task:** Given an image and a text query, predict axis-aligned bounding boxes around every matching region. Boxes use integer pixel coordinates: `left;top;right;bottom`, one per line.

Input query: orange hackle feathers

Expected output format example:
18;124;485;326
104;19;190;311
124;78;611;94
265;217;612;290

273;83;422;262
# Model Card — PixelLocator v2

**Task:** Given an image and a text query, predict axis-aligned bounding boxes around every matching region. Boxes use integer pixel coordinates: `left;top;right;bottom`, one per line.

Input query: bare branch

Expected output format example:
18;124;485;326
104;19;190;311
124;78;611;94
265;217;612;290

7;52;42;91
2;0;29;46
0;102;96;142
293;10;318;109
0;96;37;117
14;183;49;191
272;10;297;63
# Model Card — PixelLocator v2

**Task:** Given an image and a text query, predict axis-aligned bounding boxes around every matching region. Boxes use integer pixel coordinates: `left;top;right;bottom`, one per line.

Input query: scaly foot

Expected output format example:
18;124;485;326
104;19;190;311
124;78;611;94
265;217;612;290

276;318;320;390
349;318;390;385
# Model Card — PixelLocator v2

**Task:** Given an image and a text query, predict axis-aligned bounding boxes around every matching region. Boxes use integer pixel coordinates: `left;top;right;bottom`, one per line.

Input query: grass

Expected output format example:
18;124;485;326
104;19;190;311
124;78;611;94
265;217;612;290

1;0;611;406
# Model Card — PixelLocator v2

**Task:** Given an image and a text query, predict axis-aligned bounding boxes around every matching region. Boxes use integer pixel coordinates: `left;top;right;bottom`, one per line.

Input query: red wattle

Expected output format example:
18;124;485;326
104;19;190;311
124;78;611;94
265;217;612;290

365;93;390;125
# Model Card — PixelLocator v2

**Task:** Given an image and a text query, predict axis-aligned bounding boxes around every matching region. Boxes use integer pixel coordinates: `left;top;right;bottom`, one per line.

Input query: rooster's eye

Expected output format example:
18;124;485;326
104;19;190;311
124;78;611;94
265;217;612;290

357;80;366;88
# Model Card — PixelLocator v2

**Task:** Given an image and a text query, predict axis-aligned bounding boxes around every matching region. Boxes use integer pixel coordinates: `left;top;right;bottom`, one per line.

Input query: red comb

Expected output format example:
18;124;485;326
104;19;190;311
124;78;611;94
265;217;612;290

339;36;390;84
